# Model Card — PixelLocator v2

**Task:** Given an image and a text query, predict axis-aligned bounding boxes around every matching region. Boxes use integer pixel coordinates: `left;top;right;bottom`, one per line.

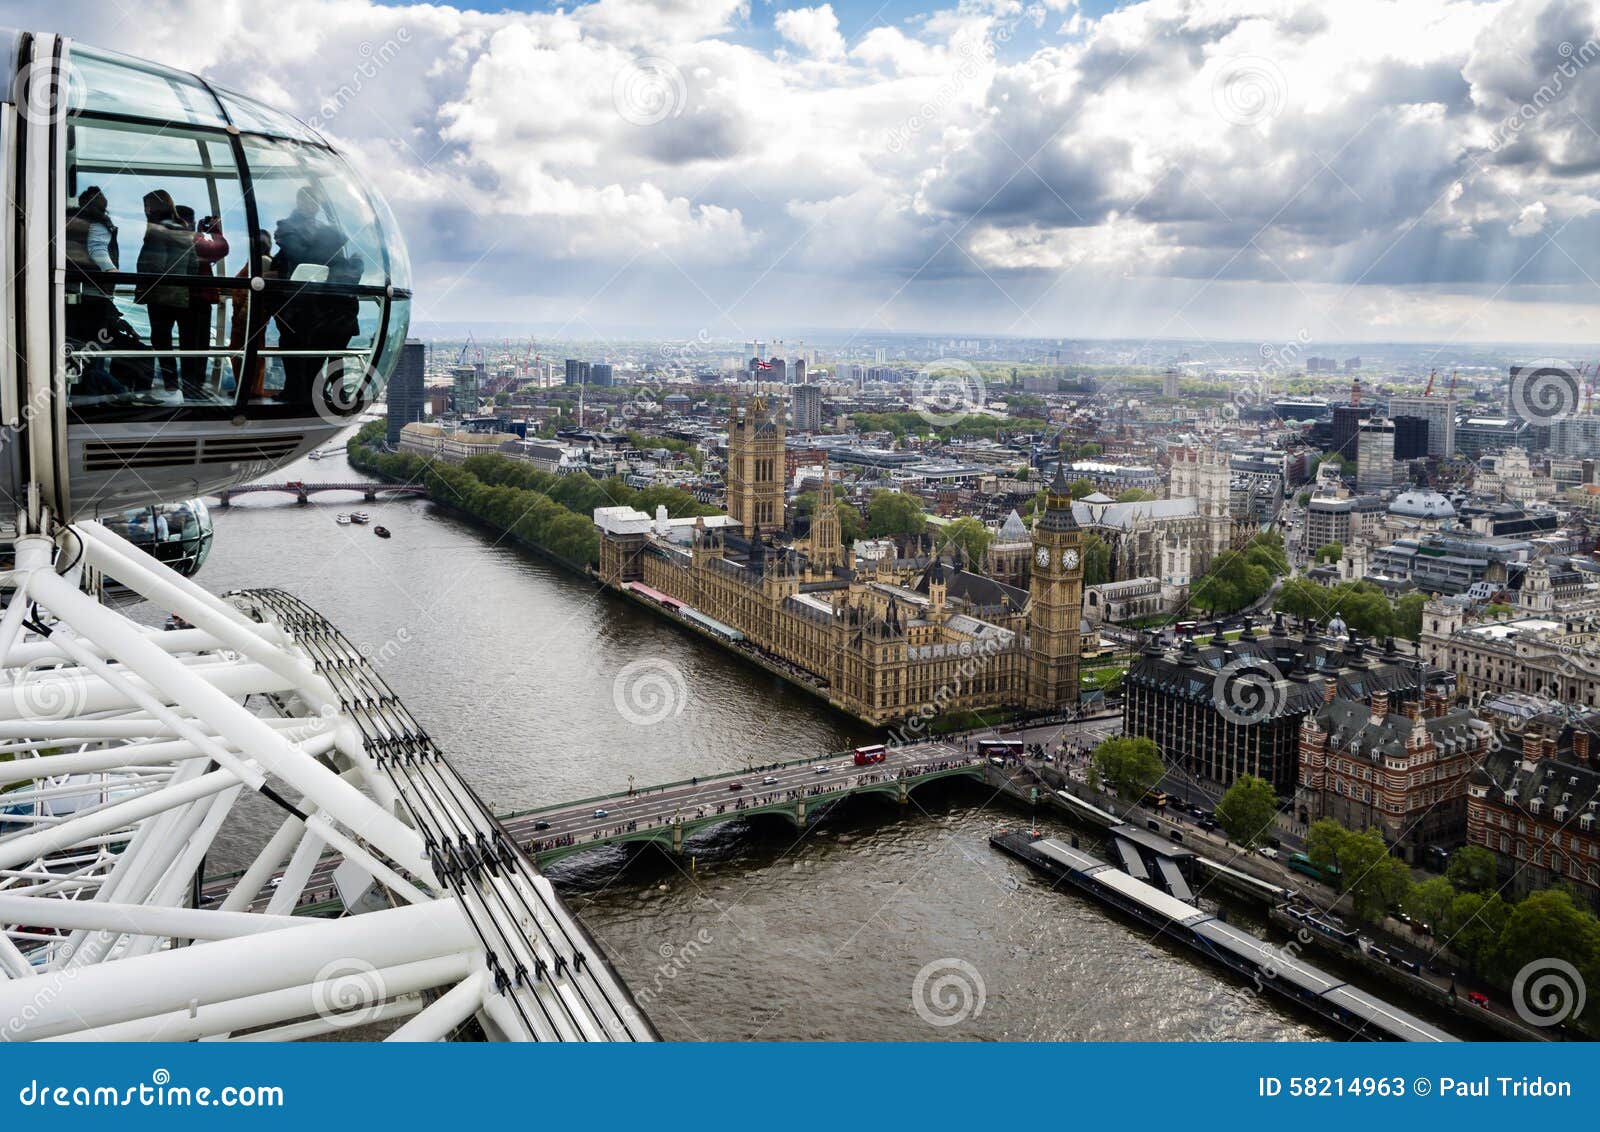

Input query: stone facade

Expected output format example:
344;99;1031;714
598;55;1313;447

1419;598;1600;705
596;454;1086;728
724;394;785;538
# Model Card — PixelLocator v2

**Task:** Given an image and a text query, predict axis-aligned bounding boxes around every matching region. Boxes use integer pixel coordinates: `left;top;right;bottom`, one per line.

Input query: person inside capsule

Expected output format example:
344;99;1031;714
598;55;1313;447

59;42;407;434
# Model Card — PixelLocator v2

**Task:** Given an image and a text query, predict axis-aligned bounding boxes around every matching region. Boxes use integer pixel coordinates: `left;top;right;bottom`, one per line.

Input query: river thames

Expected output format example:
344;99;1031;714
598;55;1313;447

192;444;1318;1041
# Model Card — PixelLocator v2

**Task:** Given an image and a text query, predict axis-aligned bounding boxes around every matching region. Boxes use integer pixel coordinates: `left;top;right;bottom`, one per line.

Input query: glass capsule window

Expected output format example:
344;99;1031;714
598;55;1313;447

59;42;411;423
104;499;215;578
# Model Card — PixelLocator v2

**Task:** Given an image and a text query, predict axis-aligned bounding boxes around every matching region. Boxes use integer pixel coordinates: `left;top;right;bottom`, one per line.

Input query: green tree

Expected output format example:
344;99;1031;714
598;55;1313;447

1394;591;1428;642
1403;876;1456;933
1305;819;1410;922
939;516;993;566
1067;478;1096;499
865;490;929;540
1483;602;1514;620
1305;818;1346;878
1088;737;1164;798
1446;845;1498;893
1441;891;1508;972
1313;541;1343;564
1117;488;1154;503
1215;775;1278;847
1494;890;1600;1006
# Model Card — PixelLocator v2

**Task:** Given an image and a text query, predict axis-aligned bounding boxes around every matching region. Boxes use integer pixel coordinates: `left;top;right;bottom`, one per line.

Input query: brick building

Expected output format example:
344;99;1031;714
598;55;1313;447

1295;690;1489;861
1466;715;1600;908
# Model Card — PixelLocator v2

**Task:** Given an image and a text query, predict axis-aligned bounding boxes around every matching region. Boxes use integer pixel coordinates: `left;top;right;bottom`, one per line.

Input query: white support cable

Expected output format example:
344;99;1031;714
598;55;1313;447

0;534;654;1042
0;895;302;940
0;930;31;979
63;963;453;1044
0;571;34;669
209;998;422;1043
263;821;326;916
218;812;306;914
0;766;238;874
0;898;474;1040
385;969;488;1042
75;522;271;639
121;782;247;959
301;811;432;906
0;729;336;787
27;568;430;881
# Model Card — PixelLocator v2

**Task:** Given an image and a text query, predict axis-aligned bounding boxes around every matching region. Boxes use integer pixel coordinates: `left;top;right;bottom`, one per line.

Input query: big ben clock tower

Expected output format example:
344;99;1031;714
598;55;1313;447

1027;462;1085;710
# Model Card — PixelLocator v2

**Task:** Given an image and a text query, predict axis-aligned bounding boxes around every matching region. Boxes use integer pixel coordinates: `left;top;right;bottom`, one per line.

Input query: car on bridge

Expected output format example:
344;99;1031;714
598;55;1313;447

593;809;609;819
762;775;778;785
729;782;743;791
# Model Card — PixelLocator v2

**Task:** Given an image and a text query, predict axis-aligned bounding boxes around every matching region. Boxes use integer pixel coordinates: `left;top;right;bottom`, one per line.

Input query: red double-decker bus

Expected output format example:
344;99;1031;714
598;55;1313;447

852;744;888;766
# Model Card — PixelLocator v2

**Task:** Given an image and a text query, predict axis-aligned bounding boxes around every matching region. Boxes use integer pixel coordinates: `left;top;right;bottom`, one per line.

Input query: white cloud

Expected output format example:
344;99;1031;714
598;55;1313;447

775;5;847;61
22;0;1600;339
1510;201;1549;237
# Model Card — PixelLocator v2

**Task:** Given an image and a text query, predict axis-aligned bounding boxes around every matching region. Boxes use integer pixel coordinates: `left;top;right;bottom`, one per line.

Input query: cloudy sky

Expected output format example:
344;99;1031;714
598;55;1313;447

27;0;1600;344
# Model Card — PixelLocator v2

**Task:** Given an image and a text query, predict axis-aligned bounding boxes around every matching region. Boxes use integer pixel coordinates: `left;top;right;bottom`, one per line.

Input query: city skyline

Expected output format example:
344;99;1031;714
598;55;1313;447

25;0;1600;344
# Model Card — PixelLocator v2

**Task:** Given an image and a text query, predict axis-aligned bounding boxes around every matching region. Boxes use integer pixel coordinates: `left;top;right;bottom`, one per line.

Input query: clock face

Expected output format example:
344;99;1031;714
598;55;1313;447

1062;549;1080;570
1035;546;1051;568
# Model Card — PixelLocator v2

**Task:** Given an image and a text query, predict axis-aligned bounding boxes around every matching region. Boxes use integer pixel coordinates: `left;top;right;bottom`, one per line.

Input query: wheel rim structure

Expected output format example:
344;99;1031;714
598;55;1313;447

0;522;656;1041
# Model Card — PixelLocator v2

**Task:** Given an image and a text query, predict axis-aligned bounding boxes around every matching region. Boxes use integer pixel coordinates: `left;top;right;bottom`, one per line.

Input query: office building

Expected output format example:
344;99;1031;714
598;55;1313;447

1123;625;1440;794
385;338;426;446
1387;394;1456;458
564;359;590;387
1468;715;1600;906
450;364;479;414
1457;417;1530;458
1357;416;1396;491
1331;403;1373;461
1390;415;1429;461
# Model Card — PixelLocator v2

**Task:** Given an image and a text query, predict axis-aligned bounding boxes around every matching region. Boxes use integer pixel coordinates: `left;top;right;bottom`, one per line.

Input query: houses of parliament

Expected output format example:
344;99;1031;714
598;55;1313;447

594;395;1085;726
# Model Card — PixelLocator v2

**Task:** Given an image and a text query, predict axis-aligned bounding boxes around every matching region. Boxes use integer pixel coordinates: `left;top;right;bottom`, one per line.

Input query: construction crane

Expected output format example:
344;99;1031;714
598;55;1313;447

1423;368;1436;397
454;331;478;367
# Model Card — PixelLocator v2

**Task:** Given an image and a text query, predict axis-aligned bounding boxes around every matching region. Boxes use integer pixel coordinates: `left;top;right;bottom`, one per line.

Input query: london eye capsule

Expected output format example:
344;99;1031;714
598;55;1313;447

1;31;412;518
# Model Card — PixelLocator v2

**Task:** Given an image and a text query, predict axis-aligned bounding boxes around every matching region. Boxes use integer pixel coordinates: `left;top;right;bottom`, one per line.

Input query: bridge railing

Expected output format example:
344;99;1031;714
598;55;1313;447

501;739;970;820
